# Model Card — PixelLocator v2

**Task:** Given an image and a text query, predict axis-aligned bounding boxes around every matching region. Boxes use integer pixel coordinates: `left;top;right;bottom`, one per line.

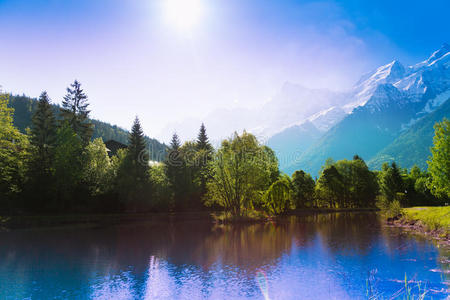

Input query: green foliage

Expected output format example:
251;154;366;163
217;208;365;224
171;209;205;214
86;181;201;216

149;164;173;211
1;85;447;216
196;123;213;152
427;118;450;199
291;170;315;208
9;94;167;161
83;138;113;196
53;123;84;211
263;175;292;215
0;93;30;210
315;157;378;208
378;162;404;202
315;165;343;208
165;133;185;208
60;80;93;144
196;123;213;198
26;91;58;211
404;206;450;233
369;97;450;170
115;118;152;212
127;117;149;182
205;131;279;216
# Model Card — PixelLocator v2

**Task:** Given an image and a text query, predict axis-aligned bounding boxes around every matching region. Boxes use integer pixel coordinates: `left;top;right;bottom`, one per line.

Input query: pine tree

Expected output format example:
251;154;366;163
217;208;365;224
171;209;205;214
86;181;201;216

166;133;184;208
27;91;58;211
30;91;57;169
196;123;213;200
170;132;181;151
196;123;212;152
60;80;92;144
115;117;150;212
128;116;149;181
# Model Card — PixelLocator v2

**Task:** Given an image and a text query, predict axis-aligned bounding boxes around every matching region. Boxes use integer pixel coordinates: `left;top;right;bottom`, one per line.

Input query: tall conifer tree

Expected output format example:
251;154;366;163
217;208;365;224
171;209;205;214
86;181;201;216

166;133;184;208
30;91;57;171
196;123;212;152
196;123;213;199
127;116;149;182
60;80;92;144
27;91;58;211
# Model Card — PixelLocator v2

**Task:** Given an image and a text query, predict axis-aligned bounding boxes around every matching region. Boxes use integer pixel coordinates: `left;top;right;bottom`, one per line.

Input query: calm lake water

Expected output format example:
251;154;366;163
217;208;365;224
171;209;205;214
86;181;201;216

0;212;449;299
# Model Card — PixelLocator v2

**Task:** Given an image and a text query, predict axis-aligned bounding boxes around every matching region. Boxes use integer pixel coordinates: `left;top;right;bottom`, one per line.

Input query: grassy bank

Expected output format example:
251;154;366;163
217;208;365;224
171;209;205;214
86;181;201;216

402;206;450;235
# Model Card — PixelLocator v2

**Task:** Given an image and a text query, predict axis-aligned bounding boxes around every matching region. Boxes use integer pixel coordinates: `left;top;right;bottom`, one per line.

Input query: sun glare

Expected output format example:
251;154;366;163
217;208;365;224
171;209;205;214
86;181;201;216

163;0;204;33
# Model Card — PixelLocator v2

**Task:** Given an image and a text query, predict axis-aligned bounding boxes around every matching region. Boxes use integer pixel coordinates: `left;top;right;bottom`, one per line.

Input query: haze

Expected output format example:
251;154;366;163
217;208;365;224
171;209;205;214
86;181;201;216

0;0;448;142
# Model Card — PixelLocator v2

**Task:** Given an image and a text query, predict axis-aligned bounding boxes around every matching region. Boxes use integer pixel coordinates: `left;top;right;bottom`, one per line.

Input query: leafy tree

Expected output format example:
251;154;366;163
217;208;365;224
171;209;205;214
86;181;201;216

264;175;292;215
427;119;450;199
379;162;404;203
315;165;343;208
149;164;173;211
179;141;202;209
205;131;278;216
0;92;29;211
315;157;378;208
291;170;315;208
53;123;84;212
83;138;113;196
60;80;92;144
336;157;378;208
26;91;58;211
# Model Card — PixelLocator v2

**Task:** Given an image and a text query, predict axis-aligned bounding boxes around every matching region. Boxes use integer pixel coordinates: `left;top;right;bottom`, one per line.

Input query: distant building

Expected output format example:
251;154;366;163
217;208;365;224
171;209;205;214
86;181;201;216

104;140;127;157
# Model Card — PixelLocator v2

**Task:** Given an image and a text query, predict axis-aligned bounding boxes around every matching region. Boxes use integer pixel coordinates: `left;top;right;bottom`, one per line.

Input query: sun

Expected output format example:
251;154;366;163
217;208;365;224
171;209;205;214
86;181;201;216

163;0;204;33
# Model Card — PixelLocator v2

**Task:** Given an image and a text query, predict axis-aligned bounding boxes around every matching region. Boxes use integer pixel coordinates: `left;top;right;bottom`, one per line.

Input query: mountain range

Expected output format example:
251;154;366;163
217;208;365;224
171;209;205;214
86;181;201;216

6;44;450;172
280;43;450;176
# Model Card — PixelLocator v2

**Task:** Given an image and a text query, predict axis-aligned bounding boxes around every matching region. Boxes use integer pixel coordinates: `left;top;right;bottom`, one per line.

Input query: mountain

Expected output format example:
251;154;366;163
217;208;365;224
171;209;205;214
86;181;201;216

267;121;321;171
368;97;450;170
158;82;350;143
8;94;167;161
282;44;450;175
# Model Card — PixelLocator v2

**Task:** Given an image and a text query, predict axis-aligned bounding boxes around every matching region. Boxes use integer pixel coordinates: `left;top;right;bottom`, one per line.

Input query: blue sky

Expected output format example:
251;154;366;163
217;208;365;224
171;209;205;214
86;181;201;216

0;0;448;139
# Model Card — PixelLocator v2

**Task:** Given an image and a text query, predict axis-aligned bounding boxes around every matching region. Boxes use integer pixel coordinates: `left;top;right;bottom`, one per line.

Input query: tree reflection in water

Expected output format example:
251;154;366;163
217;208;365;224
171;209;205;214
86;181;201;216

0;212;448;299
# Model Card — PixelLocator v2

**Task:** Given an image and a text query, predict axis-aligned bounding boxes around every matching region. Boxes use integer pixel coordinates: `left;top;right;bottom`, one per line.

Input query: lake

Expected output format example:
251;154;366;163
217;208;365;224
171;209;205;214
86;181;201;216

0;212;448;299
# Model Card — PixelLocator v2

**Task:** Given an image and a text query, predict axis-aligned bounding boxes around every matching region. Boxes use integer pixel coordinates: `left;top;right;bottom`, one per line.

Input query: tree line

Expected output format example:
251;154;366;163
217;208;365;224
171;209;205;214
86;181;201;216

0;82;449;216
8;93;166;160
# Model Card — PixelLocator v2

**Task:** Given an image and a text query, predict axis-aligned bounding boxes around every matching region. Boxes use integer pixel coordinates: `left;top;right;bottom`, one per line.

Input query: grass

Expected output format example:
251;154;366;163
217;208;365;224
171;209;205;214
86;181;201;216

211;210;269;224
403;206;450;234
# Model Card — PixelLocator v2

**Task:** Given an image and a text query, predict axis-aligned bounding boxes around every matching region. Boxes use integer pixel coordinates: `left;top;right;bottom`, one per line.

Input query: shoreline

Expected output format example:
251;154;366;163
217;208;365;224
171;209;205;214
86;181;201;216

0;208;379;230
387;215;450;247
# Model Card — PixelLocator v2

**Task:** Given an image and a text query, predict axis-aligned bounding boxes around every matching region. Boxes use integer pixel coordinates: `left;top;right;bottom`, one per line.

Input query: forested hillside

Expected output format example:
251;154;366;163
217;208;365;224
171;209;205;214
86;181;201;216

369;98;450;170
9;94;166;160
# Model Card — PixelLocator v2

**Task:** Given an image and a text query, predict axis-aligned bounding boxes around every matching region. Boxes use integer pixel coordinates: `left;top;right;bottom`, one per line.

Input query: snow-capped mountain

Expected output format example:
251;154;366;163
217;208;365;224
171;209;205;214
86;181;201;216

159;44;449;176
282;44;450;175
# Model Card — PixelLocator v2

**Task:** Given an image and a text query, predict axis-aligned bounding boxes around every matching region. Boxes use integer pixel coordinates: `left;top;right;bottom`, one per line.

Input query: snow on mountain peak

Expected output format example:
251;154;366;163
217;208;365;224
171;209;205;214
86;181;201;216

349;60;406;108
412;43;450;70
427;43;450;63
364;84;405;112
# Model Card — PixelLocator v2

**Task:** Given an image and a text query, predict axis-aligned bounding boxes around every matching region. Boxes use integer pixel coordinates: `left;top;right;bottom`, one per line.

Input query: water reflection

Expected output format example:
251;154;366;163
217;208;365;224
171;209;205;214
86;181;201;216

0;212;448;299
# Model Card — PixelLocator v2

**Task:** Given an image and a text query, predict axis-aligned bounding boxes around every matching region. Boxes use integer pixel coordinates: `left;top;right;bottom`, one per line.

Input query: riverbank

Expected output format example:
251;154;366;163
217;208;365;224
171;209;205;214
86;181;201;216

212;208;379;224
387;206;450;246
0;208;380;230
